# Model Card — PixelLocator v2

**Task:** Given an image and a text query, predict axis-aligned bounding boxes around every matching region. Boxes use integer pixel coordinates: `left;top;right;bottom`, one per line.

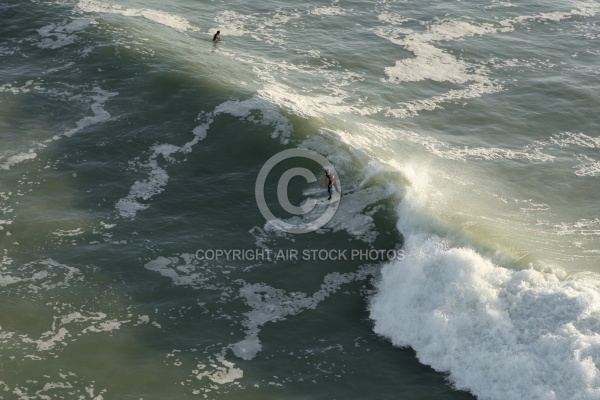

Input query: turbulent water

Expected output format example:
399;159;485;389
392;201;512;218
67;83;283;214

1;0;600;399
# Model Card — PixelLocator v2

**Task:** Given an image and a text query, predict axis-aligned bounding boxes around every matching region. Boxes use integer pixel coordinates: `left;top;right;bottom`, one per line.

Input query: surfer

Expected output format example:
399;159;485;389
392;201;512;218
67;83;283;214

213;30;221;42
323;169;340;200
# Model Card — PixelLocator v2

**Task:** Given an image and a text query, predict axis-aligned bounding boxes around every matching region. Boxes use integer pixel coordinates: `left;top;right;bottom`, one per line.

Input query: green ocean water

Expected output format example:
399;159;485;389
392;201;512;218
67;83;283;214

1;0;600;399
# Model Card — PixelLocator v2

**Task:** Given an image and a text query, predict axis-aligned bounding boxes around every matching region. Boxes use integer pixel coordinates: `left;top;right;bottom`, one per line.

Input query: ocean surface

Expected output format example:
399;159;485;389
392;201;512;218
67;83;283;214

1;0;600;398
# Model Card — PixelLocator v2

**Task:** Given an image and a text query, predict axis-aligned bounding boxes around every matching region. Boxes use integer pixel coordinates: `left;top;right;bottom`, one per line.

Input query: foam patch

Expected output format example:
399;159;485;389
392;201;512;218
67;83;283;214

77;0;199;32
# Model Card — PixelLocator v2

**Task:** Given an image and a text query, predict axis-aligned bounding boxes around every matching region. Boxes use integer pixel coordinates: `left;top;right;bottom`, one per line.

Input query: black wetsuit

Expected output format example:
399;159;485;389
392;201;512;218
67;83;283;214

325;173;334;199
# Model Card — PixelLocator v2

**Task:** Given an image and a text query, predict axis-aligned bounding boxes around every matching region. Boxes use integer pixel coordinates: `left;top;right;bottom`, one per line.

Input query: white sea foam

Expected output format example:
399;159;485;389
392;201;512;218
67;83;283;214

115;120;211;219
144;252;375;362
372;239;600;399
375;2;600;118
376;18;497;86
52;228;84;237
334;123;600;176
350;125;598;178
505;1;600;27
232;266;375;360
386;42;472;84
62;87;117;138
322;187;383;242
0;258;83;292
225;39;379;117
375;17;505;117
145;255;217;288
117;98;291;219
37;18;94;49
100;221;116;229
529;131;600;150
525;132;600;176
1;257;156;363
0;80;40;94
370;163;600;400
213;10;252;37
1;86;117;170
257;82;381;119
356;123;554;163
0;151;37;170
0;373;107;399
377;12;409;25
553;219;600;236
213;8;303;46
574;155;600;177
310;6;345;16
115;159;170;218
0;46;15;56
196;354;244;384
387;79;504;118
77;0;199;32
0;219;12;230
269;184;386;243
213;97;292;143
